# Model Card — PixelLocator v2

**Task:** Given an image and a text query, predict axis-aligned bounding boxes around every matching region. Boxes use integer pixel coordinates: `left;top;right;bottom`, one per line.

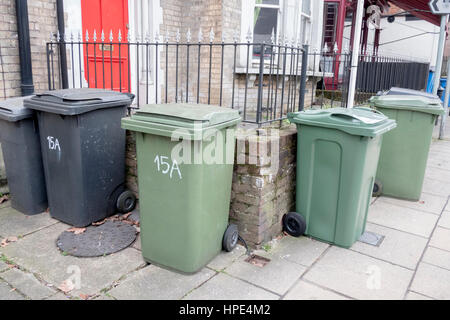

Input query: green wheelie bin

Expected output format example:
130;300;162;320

287;107;396;248
122;104;241;273
369;95;444;200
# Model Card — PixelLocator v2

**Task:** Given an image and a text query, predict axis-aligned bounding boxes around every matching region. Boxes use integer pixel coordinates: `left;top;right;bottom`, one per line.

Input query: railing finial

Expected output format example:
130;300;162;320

85;29;89;42
209;28;214;43
186;28;191;43
118;29;122;42
93;29;97;42
233;30;239;43
246;26;252;43
270;28;275;44
109;30;113;42
198;28;203;43
165;29;170;43
333;42;339;53
101;29;105;42
176;29;180;43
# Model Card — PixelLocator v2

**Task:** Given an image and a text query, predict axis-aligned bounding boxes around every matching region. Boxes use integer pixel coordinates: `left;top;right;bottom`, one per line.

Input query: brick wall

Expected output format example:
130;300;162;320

0;0;58;99
230;125;297;248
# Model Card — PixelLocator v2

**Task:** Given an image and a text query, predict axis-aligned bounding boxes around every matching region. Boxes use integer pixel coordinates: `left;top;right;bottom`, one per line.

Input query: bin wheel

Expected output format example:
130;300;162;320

282;212;306;237
372;180;383;197
222;224;239;252
116;190;136;213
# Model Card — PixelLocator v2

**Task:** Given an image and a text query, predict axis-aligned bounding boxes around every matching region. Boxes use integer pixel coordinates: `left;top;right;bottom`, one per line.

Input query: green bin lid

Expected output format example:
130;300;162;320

369;95;444;116
24;88;134;115
287;107;396;137
0;96;34;122
130;103;241;128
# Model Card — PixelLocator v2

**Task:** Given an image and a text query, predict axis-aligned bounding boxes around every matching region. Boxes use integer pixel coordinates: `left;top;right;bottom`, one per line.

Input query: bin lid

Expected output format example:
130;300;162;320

0;96;34;122
369;94;444;115
24;88;134;115
129;103;241;128
287;107;396;137
380;87;440;100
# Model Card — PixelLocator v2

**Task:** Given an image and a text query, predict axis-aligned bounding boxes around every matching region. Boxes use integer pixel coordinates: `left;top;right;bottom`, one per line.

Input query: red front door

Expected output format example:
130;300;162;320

81;0;129;92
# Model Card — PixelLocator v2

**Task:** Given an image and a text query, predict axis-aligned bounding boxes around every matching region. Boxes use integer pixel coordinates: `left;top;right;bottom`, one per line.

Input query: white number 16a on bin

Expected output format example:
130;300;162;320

154;155;182;180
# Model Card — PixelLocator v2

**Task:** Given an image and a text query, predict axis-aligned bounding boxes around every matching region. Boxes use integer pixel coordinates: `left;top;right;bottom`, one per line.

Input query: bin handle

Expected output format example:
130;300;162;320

331;112;384;125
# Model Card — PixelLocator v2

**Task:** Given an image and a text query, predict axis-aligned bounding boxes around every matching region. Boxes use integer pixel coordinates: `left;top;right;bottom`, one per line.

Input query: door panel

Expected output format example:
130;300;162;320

81;0;129;92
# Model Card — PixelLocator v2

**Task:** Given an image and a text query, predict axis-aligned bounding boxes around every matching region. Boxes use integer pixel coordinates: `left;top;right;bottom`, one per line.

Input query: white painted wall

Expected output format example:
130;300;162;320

343;15;439;66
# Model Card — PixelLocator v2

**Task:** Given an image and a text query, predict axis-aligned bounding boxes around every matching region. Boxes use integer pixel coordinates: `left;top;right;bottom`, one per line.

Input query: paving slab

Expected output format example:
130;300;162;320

376;193;447;215
426;153;450;170
350;223;428;270
405;291;433;300
207;245;246;271
0;279;25;300
44;292;71;300
425;166;450;184
422;178;450;197
224;253;306;295
0;260;9;272
304;247;414;300
283;280;350;300
0;206;57;238
411;262;450;300
0;268;56;299
438;211;450;229
265;235;330;267
132;234;141;251
0;223;146;296
422;247;450;270
367;200;438;238
429;227;450;252
183;273;279;300
108;264;215;300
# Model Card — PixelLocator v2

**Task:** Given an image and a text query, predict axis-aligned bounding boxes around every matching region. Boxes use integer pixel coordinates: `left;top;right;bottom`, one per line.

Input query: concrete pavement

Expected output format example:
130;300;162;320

0;118;449;300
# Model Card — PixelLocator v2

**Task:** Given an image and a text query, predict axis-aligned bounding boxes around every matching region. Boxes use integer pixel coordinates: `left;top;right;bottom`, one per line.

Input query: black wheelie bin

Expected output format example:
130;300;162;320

24;89;136;227
0;97;47;215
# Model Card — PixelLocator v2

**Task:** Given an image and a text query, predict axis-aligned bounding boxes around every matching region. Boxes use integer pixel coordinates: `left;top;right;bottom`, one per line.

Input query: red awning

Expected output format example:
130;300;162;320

388;0;441;26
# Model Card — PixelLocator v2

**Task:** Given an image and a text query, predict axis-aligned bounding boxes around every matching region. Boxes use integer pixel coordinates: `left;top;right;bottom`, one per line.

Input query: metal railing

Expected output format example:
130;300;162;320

46;30;310;126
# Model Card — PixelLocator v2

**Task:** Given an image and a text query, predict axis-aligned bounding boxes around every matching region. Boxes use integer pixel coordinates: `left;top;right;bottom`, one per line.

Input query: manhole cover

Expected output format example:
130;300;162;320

358;231;384;247
56;220;137;257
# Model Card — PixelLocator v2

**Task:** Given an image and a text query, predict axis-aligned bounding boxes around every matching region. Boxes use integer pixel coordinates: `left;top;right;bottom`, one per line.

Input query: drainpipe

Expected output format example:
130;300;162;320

56;0;68;89
15;0;34;96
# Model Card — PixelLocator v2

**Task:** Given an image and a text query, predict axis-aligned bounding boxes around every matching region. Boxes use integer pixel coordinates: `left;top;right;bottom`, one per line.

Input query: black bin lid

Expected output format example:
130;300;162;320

0;96;34;122
24;88;134;116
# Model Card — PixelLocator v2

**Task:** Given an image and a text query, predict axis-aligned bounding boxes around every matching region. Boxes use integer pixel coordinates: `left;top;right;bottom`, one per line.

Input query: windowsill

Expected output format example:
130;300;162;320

235;67;333;78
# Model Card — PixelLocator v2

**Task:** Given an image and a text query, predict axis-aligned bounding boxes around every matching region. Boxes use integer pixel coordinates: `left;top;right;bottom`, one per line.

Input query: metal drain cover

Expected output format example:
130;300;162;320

56;221;137;257
358;231;384;247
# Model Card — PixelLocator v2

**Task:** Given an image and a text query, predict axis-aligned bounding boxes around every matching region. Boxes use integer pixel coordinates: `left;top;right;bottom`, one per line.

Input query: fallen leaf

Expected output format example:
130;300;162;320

58;279;74;293
9;288;16;292
92;219;107;226
79;293;89;300
120;212;132;220
0;195;8;204
67;227;86;235
0;237;18;248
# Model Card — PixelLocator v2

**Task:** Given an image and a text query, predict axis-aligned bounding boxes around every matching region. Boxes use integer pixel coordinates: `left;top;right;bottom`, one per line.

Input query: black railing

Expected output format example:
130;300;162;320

46;30;311;126
354;53;430;104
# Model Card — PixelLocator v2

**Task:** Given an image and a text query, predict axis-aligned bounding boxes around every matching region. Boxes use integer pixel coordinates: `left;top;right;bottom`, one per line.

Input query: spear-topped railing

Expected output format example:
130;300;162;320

46;28;314;126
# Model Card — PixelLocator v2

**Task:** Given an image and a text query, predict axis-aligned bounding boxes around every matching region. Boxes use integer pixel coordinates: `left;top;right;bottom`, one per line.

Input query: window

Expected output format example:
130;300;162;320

322;2;338;52
253;0;281;59
240;0;322;70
